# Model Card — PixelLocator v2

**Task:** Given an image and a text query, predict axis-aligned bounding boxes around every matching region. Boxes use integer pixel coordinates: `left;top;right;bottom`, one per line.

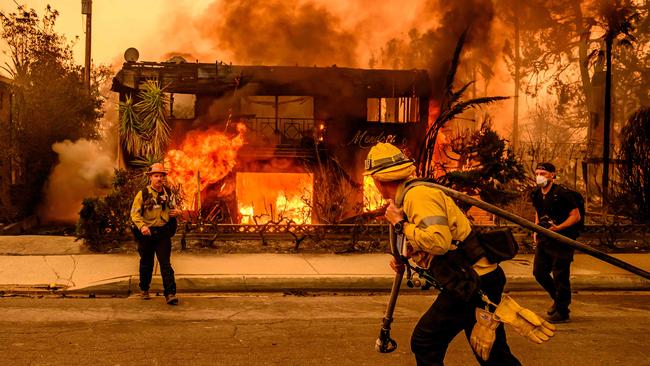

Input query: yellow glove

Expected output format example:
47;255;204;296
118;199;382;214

470;308;499;361
494;296;556;343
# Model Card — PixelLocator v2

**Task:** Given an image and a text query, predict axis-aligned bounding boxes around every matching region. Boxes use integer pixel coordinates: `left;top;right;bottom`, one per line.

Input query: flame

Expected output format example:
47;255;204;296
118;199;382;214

237;172;312;224
165;123;246;209
428;99;441;128
363;175;386;211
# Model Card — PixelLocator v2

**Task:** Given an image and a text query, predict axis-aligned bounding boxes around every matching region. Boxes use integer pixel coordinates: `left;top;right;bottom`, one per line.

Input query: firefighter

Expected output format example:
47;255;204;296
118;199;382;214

365;142;523;365
130;163;180;305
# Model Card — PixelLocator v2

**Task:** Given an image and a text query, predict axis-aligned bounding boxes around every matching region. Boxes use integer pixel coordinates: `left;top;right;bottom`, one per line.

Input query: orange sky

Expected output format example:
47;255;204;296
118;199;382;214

0;0;428;69
0;0;520;136
0;0;208;69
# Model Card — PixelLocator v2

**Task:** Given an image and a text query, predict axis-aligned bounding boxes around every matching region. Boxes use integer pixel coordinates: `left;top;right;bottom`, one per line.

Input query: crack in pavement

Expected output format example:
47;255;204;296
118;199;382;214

42;255;77;287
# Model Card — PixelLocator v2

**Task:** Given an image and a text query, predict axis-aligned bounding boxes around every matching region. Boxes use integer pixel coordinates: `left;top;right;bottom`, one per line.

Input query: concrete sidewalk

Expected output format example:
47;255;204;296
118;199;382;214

0;235;648;295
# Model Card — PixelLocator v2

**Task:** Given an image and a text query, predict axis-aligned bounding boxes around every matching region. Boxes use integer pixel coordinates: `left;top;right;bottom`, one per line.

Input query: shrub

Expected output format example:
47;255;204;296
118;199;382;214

76;169;144;250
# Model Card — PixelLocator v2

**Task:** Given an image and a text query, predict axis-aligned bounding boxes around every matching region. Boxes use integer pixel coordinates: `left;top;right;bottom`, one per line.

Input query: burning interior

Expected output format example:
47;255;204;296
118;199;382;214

112;55;431;225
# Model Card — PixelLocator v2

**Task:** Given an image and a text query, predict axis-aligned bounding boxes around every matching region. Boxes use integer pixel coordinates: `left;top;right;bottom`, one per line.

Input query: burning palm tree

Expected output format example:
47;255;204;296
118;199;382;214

417;30;508;178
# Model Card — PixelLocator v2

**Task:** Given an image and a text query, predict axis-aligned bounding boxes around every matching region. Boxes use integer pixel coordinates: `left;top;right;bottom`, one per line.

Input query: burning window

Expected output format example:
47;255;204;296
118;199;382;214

367;97;419;123
236;172;313;224
363;175;386;212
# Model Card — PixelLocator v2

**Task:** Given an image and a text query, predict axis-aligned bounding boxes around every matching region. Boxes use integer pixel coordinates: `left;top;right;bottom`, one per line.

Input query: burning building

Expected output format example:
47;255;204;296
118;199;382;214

112;52;431;225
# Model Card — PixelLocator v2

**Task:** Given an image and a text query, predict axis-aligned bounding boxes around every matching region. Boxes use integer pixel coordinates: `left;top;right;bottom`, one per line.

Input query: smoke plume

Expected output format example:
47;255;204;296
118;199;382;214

39;139;115;224
193;0;358;67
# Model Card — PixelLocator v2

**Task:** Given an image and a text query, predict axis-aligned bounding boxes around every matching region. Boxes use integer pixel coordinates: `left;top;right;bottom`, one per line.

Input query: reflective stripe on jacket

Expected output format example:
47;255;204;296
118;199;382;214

397;181;497;276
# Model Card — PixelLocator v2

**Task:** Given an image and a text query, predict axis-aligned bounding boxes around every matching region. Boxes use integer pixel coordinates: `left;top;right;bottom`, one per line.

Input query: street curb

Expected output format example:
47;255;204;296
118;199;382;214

46;274;650;296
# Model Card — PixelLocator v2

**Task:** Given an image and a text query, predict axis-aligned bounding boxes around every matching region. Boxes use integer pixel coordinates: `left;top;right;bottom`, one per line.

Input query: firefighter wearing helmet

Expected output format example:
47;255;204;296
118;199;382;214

130;163;181;305
366;142;532;365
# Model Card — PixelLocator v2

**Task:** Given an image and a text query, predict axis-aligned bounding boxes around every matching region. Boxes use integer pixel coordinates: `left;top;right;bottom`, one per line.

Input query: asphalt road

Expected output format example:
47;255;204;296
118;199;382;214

1;291;649;366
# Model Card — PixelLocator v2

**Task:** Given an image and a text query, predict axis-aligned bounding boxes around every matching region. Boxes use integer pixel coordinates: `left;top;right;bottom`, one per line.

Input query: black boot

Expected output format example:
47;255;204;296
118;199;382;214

547;309;570;323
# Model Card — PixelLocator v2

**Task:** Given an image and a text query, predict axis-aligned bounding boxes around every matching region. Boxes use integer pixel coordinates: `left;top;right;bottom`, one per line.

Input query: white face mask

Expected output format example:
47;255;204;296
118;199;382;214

536;175;548;187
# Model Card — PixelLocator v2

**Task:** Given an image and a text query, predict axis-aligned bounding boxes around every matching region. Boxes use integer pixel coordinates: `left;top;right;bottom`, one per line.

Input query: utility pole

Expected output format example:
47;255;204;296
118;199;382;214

82;0;92;90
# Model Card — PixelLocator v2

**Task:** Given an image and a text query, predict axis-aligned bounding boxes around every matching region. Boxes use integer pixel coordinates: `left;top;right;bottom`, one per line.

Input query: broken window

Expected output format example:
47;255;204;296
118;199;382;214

240;96;315;144
169;93;196;119
367;97;419;123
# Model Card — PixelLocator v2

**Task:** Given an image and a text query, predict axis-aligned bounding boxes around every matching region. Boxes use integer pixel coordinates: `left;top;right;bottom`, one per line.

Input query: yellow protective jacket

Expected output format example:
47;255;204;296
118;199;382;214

130;186;173;230
397;180;497;276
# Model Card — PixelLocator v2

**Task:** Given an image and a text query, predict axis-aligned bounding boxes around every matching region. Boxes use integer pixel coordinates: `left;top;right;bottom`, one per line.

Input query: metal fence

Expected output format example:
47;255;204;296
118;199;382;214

241;117;320;146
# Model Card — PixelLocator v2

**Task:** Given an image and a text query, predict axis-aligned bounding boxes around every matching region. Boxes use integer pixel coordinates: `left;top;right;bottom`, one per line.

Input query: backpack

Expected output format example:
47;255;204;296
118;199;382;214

557;185;586;232
397;179;519;264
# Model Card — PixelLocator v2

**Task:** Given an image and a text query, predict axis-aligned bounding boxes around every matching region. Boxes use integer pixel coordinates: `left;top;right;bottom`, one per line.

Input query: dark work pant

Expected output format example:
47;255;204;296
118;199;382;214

137;229;176;296
411;266;521;366
533;244;573;314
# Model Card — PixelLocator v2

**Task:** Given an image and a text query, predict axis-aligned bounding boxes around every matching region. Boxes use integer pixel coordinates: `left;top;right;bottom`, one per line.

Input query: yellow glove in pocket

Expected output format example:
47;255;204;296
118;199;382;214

494;295;556;343
470;308;499;361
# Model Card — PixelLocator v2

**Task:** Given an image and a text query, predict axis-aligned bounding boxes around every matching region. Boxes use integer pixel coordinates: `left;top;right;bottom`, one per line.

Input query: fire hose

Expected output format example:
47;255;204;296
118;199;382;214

376;182;650;354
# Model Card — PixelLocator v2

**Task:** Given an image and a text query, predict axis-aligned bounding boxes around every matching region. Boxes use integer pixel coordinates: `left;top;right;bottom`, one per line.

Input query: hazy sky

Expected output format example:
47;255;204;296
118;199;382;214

0;0;518;136
0;0;215;70
0;0;430;70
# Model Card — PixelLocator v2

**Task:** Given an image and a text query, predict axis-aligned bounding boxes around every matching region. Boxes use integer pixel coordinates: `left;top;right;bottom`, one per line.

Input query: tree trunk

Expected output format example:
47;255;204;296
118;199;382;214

602;36;613;203
513;8;521;150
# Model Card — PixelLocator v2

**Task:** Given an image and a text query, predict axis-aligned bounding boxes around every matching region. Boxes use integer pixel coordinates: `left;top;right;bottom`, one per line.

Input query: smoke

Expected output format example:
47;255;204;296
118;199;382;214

39;139;115;224
193;0;358;66
376;0;498;100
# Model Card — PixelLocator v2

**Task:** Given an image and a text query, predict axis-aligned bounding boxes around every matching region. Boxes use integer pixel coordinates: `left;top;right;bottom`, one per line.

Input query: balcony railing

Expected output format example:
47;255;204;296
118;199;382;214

241;117;320;146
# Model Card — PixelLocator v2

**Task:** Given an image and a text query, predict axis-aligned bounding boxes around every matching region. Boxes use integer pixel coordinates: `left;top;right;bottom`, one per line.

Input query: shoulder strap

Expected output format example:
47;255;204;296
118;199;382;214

140;187;149;216
395;178;439;208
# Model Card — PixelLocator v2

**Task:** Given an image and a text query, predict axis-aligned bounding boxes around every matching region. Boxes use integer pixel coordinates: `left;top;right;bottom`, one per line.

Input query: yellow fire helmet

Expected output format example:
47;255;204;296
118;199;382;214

363;142;414;178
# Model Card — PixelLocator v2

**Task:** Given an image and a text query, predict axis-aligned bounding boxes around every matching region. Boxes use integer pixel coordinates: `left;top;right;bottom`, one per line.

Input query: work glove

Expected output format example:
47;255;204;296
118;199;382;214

470;308;499;361
494;295;556;343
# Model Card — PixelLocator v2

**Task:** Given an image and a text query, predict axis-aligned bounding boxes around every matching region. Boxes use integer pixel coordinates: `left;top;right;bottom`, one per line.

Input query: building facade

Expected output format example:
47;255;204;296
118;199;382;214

112;59;431;224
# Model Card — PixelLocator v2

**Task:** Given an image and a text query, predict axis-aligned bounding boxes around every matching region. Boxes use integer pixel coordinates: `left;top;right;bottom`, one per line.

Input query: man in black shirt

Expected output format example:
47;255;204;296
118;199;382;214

530;162;581;323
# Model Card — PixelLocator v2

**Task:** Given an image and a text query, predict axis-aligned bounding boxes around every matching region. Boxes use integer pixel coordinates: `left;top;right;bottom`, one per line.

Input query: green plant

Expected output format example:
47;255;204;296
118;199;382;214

613;107;650;223
76;169;144;250
118;80;171;158
437;118;528;206
1;5;105;218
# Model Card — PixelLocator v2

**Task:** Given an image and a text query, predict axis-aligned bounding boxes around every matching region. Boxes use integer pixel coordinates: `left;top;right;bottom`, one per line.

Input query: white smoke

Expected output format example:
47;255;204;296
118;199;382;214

39;139;116;224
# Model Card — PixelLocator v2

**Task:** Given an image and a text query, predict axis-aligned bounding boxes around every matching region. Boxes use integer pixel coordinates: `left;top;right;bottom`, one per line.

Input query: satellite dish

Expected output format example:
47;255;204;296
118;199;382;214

124;48;139;63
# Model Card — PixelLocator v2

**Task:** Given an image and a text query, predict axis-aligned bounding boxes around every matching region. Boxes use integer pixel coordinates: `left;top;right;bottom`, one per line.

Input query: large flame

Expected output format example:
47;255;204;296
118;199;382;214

165;123;246;209
363;175;386;211
237;172;313;224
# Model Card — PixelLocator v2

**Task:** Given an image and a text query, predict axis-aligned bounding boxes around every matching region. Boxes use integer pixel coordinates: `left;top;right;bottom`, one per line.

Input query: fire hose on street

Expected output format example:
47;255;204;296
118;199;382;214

376;182;650;353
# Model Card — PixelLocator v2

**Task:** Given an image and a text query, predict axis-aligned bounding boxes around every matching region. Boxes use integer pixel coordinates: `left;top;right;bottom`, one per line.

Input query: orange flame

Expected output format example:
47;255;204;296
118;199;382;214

237;172;312;224
363;175;386;211
165;123;246;209
428;99;441;128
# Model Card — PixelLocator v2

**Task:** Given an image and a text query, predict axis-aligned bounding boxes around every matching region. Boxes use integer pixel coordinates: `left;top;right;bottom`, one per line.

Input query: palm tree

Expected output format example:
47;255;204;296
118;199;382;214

598;0;639;202
118;80;171;159
417;30;509;178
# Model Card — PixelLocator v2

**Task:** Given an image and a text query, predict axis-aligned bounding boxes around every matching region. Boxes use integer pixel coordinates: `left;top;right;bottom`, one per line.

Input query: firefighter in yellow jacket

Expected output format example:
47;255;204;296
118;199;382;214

365;142;522;365
131;163;181;305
